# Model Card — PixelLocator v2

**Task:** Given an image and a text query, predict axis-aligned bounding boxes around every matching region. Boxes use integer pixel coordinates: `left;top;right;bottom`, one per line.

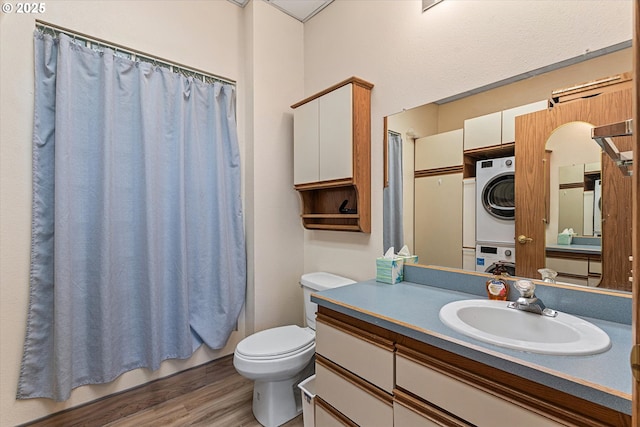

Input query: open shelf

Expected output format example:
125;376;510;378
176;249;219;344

296;184;368;232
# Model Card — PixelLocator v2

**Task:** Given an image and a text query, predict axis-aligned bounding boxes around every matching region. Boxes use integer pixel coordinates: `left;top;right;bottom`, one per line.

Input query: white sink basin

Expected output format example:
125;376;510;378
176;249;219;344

439;299;611;355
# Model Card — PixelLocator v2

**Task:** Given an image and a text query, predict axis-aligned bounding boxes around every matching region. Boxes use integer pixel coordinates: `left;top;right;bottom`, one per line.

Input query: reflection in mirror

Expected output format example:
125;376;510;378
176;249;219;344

384;47;631;292
383;130;404;252
544;122;602;287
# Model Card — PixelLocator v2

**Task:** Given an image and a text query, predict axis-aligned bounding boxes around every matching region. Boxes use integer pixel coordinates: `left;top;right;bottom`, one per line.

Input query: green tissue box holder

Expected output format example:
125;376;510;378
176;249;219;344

398;255;418;265
557;233;573;245
376;257;404;284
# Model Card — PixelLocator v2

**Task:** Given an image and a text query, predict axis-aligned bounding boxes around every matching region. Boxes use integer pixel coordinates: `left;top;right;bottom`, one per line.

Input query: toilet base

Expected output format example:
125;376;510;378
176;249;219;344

252;361;314;427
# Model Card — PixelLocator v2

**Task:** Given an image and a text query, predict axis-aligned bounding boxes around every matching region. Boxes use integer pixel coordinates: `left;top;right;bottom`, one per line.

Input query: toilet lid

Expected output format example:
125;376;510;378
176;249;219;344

236;325;314;359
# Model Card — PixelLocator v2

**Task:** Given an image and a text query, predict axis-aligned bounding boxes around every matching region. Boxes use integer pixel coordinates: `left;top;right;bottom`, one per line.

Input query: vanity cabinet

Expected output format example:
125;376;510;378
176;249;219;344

545;252;602;287
291;77;373;232
314;315;394;426
463;100;547;151
315;305;630;427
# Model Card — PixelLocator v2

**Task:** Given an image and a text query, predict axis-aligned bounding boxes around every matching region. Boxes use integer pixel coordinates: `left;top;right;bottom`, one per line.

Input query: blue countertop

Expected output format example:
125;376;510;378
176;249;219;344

313;277;631;415
546;244;602;255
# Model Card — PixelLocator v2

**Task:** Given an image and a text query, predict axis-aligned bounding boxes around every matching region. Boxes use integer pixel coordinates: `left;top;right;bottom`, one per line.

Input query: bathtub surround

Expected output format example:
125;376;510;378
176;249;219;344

19;32;246;401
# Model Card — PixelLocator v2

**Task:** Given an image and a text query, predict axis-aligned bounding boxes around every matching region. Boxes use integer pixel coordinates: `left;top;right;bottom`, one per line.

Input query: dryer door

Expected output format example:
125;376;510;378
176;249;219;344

481;172;515;220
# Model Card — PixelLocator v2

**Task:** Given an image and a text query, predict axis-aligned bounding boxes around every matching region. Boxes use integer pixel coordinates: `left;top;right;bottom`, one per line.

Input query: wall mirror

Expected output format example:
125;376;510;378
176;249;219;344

384;47;632;292
543;122;602;287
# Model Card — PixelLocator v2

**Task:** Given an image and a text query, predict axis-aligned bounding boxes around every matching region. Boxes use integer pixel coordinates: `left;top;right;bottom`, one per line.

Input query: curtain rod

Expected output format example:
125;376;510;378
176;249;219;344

35;19;236;86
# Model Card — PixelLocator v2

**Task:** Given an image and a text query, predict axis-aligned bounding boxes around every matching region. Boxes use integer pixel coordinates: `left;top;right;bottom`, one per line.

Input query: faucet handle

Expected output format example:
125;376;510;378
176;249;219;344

515;280;536;298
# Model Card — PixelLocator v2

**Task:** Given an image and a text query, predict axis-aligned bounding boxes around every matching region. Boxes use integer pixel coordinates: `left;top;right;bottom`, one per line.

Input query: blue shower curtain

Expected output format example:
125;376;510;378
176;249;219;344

383;131;404;252
18;32;246;401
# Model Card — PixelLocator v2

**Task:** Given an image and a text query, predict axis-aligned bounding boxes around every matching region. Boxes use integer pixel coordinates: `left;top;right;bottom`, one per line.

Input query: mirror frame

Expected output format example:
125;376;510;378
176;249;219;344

515;87;633;291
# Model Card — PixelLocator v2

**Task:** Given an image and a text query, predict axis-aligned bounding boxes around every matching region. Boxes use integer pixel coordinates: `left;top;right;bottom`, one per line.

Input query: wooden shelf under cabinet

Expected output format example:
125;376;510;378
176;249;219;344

295;181;368;232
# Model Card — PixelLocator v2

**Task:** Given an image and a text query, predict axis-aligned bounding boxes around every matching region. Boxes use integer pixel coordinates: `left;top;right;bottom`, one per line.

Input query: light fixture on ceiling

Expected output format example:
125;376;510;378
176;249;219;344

422;0;444;12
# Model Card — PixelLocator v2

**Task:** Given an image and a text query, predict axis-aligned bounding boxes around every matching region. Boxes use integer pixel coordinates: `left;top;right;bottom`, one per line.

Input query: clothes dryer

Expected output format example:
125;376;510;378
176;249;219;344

476;156;515;244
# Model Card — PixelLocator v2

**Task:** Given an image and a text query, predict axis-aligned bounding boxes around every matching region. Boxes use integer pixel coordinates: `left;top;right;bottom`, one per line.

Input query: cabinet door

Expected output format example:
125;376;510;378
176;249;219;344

294;99;319;185
501;100;547;143
415;129;463;171
462;178;476;248
463;111;501;150
414;174;463;268
319;83;353;182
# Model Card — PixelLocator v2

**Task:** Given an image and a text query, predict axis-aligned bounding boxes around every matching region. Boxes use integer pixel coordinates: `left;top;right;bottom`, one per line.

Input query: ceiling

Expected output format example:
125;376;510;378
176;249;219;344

227;0;334;23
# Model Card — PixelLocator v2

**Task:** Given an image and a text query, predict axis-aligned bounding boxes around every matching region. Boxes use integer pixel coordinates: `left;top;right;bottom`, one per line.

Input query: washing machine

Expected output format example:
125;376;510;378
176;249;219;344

475;244;516;276
476;156;515;244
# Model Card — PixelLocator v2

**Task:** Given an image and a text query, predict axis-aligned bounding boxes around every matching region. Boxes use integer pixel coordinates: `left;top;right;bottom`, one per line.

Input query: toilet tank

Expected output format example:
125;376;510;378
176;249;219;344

301;272;356;330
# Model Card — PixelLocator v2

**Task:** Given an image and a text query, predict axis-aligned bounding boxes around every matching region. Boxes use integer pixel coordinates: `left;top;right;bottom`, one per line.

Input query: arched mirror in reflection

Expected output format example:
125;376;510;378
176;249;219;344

543;122;602;287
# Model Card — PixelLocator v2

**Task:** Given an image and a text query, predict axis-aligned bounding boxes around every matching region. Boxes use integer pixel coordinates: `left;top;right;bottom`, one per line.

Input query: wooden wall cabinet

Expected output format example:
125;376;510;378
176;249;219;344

415;129;463;171
291;77;373;232
463;100;547;151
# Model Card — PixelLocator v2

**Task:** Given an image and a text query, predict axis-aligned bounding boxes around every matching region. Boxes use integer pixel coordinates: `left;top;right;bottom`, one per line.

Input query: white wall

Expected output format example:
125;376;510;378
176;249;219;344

300;0;632;280
246;0;306;333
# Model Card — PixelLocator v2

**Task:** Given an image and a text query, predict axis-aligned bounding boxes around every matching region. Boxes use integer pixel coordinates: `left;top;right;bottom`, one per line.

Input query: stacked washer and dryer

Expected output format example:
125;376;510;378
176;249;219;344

475;156;516;276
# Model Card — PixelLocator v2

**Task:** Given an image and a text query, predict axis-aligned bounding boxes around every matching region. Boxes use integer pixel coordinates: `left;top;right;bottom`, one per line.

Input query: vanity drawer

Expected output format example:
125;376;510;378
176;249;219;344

315;397;358;427
395;353;564;427
545;257;588;277
315;356;393;427
394;389;472;427
315;316;394;393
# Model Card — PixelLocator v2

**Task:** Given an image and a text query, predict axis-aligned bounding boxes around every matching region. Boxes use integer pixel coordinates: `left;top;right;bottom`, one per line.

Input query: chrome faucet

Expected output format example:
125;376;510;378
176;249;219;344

508;280;558;317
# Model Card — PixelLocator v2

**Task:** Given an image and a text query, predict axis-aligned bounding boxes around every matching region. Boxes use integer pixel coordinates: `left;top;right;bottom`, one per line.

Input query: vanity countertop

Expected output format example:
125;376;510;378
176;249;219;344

546;243;602;255
312;278;631;415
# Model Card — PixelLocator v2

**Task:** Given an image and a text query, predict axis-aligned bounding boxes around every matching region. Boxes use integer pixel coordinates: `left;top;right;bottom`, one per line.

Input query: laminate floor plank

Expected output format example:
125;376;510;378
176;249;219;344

23;355;305;427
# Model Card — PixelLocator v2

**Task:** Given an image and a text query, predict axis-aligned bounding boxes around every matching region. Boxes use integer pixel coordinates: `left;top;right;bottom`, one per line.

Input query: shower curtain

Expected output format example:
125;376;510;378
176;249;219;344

18;32;246;401
383;131;404;252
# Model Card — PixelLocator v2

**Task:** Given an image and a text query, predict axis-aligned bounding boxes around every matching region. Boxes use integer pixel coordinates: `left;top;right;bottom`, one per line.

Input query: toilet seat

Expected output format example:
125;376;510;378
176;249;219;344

235;325;315;360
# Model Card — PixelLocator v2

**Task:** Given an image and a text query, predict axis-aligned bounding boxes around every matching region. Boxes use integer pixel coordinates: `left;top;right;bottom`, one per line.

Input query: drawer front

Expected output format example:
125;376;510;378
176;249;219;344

315;398;358;427
394;402;442;427
545;257;588;277
394;389;472;427
396;354;564;427
315;318;394;392
315;359;393;427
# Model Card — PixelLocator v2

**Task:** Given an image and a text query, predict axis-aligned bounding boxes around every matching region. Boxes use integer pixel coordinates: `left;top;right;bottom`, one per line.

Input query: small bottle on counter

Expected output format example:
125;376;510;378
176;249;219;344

486;263;509;301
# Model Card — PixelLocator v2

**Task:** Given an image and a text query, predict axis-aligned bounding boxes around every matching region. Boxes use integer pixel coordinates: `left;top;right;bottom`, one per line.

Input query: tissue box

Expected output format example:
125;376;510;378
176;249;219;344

398;255;418;265
557;233;573;245
376;257;404;284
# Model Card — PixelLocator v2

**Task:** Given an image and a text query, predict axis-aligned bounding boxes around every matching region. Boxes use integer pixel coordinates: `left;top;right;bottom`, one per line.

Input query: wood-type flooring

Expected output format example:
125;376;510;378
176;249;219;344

23;355;304;427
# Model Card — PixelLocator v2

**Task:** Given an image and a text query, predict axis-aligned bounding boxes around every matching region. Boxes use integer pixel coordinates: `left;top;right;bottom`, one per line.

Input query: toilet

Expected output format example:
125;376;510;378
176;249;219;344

233;272;356;427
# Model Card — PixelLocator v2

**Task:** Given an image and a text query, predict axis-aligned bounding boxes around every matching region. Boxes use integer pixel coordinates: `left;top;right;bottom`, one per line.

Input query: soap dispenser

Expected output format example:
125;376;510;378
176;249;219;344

486;263;509;301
